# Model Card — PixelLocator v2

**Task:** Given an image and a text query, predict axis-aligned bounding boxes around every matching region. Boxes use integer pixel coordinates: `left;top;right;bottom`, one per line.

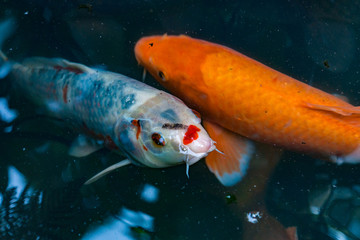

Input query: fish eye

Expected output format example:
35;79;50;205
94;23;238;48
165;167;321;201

158;71;166;81
151;133;166;146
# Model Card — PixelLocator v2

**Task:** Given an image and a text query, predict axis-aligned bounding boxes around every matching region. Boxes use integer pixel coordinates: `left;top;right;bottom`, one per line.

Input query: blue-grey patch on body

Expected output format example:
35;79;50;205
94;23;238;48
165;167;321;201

106;98;113;108
118;131;135;152
74;87;82;97
93;81;103;91
105;85;117;98
160;109;179;122
121;94;135;109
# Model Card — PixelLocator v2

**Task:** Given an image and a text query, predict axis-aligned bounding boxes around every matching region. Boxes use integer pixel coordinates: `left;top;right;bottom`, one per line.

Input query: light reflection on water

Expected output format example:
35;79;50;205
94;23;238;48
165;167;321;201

140;184;159;203
6;165;27;199
82;184;157;240
118;207;154;232
246;211;262;224
0;97;17;123
82;206;154;240
0;0;360;239
82;217;135;240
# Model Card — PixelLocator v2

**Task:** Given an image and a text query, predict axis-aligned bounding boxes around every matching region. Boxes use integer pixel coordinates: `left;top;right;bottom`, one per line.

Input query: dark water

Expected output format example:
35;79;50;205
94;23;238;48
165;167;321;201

0;0;360;239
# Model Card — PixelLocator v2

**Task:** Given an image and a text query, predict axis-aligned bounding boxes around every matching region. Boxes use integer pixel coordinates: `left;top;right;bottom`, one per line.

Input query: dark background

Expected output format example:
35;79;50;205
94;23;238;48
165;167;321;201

0;0;359;239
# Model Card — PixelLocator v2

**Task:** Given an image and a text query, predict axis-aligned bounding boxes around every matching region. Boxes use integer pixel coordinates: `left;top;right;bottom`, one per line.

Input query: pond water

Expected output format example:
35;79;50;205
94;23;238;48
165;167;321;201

0;1;360;239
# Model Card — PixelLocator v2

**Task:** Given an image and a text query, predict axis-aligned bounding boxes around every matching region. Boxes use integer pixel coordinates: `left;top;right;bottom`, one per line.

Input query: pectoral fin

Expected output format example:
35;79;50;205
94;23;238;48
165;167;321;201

68;134;103;157
203;120;254;187
304;102;360;116
84;159;132;185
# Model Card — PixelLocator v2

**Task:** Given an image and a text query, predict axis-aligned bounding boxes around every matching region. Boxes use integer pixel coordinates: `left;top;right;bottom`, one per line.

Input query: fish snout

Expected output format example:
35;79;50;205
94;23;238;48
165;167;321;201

187;134;214;155
134;36;155;65
181;124;215;160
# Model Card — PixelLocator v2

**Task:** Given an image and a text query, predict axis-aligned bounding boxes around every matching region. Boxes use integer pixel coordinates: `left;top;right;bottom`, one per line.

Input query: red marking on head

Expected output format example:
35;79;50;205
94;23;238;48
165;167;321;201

183;125;200;145
54;65;84;74
62;84;68;103
131;119;141;139
143;145;148;151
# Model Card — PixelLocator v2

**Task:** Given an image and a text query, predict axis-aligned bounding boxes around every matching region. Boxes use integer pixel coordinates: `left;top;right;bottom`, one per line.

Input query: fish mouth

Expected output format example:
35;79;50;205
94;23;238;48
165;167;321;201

181;144;214;178
185;154;203;166
179;142;214;166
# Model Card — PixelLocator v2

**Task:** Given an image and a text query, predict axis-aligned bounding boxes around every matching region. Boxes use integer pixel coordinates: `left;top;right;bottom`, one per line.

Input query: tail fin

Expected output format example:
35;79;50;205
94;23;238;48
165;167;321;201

0;17;15;78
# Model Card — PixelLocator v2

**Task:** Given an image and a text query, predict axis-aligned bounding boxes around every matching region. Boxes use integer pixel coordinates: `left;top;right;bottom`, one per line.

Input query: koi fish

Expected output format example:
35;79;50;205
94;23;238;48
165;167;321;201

0;23;215;183
135;34;360;186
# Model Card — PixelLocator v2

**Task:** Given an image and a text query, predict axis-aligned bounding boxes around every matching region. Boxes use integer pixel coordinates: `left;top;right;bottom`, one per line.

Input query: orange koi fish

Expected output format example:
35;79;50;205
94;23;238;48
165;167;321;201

135;35;360;186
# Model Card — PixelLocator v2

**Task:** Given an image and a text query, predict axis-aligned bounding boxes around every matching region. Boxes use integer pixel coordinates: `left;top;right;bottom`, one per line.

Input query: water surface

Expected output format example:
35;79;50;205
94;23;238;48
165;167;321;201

1;1;360;239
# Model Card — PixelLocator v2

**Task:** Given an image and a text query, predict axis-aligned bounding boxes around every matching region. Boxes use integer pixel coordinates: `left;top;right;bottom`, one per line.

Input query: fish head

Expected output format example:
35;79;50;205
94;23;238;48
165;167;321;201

134;35;213;107
115;92;215;168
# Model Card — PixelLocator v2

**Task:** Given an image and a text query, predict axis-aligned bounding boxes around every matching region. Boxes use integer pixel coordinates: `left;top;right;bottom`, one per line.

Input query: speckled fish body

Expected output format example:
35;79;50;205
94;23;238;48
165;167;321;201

8;57;215;168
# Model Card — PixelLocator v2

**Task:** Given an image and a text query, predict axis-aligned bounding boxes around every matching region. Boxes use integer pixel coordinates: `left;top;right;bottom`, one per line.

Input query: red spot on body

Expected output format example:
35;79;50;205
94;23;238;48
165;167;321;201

54;65;84;74
105;135;119;150
82;122;104;140
62;84;68;103
183;125;200;145
131;120;141;139
45;82;56;97
143;145;148;151
81;122;119;150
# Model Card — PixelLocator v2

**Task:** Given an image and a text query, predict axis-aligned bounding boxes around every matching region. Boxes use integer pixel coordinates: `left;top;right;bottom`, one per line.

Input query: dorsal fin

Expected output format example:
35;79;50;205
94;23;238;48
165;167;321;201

84;159;132;185
304;102;360;116
304;102;360;128
22;57;95;74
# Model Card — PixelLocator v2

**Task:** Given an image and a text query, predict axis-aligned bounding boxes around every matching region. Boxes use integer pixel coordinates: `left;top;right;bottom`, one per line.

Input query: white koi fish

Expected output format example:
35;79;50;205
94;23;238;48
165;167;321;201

0;20;215;184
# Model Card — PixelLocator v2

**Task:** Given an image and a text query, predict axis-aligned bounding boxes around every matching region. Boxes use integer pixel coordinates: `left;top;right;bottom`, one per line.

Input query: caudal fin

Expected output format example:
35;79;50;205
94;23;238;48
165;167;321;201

0;17;15;78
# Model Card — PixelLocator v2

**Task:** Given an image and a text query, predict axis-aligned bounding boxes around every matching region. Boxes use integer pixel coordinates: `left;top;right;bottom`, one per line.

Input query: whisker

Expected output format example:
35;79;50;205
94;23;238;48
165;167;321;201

185;154;190;178
211;141;224;155
214;147;224;155
142;68;147;82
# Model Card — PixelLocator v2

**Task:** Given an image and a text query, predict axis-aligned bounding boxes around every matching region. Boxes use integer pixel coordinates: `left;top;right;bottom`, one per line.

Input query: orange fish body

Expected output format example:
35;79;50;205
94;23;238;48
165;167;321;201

135;35;360;185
